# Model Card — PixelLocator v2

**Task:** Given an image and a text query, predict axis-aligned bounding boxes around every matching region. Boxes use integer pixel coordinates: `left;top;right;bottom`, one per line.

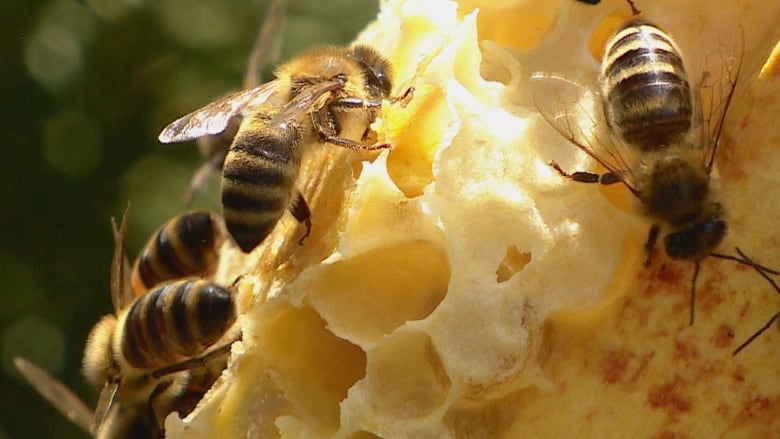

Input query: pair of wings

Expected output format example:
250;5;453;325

158;79;344;145
529;53;740;194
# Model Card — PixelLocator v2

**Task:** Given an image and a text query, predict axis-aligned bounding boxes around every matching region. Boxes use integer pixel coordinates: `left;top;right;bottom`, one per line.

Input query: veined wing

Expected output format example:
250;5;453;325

14;357;94;434
270;80;344;126
93;380;119;434
697;41;742;174
529;71;641;194
159;80;286;143
242;0;286;89
110;204;133;312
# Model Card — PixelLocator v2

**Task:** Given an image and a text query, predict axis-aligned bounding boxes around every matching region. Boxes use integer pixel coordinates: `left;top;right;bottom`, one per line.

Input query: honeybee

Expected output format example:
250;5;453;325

531;1;741;324
17;208;238;438
84;208;237;436
159;43;399;252
130;210;224;295
183;0;288;206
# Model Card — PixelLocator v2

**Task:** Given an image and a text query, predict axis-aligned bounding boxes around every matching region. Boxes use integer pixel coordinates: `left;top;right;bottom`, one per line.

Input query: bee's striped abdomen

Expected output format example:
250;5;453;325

601;19;692;150
121;279;235;370
131;212;221;294
221;119;302;252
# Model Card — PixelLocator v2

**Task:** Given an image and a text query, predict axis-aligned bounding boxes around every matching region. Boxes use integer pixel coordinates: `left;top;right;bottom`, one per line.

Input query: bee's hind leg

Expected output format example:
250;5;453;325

550;161;622;185
289;190;312;245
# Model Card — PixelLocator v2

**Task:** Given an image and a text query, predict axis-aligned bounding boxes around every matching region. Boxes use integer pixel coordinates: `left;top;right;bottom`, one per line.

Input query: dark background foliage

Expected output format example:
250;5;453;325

1;1;378;437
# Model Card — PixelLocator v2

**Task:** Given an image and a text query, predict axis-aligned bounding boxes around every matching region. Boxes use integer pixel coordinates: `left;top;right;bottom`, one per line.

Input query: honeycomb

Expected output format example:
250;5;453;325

165;0;780;437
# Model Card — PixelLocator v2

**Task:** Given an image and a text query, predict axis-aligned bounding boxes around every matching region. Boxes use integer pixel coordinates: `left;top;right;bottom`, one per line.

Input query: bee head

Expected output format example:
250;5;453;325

347;45;393;98
664;212;727;261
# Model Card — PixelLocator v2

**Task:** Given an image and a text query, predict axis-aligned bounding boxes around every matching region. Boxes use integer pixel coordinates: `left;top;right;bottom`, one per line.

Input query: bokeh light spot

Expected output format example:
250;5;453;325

43;0;99;45
23;0;98;93
24;23;83;92
87;0;144;21
156;0;238;48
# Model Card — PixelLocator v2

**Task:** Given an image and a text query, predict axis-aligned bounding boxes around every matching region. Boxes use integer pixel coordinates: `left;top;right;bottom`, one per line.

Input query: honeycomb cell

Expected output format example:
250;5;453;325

459;1;558;51
496;245;532;283
365;331;451;418
256;304;367;434
385;85;451;197
442;398;514;439
294;240;450;346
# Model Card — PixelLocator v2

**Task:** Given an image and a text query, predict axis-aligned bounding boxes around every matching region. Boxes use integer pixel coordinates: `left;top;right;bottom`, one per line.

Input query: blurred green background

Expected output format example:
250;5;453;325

1;0;378;437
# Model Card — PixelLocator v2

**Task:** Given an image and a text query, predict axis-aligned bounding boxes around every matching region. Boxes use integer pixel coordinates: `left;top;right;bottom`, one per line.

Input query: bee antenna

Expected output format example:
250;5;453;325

708;248;780;355
733;247;780;276
732;312;779;356
710;247;780;288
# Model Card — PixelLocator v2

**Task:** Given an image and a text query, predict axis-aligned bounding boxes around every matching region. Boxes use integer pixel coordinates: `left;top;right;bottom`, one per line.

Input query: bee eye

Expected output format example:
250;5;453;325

347;45;393;97
664;217;726;260
370;69;392;96
702;217;727;245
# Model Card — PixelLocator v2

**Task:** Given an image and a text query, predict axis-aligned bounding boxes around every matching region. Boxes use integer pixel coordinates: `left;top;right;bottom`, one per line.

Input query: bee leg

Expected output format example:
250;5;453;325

147;378;175;436
311;109;390;151
330;86;414;109
643;225;661;266
391;86;415;107
152;340;237;380
324;134;391;151
289;190;312;245
549;161;601;183
329;97;383;110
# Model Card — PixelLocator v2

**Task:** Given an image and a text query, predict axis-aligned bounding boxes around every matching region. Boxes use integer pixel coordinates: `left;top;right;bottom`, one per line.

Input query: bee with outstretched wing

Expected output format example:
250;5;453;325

530;1;743;325
159;44;399;253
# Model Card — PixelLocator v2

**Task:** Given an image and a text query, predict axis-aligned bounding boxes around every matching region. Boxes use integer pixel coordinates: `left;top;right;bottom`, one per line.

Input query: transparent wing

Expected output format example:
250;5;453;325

269;80;344;126
14;357;94;434
158;80;286;143
110;204;134;312
697;41;742;174
93;381;119;433
529;72;641;193
243;0;287;89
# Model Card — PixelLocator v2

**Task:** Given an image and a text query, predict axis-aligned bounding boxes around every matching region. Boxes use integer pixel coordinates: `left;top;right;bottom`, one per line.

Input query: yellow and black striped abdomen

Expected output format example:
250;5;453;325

131;212;221;294
601;19;692;150
221;116;303;252
120;279;235;370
